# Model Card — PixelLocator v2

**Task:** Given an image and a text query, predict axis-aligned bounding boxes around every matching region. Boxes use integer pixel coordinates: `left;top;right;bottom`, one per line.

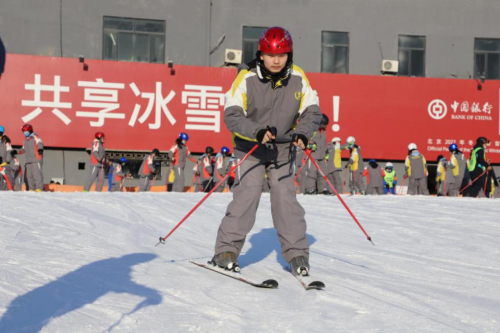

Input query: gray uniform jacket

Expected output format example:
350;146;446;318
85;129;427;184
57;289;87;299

405;151;427;179
450;152;467;180
139;154;156;177
365;164;384;188
20;133;43;163
224;63;321;158
326;143;349;173
310;130;327;160
0;136;12;164
90;139;105;167
169;144;191;169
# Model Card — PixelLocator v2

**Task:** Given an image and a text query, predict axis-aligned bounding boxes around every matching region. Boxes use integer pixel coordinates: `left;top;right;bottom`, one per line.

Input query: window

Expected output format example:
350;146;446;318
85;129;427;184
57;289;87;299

103;17;165;63
398;35;425;77
242;26;268;63
321;31;349;74
474;38;500;80
78;162;85;170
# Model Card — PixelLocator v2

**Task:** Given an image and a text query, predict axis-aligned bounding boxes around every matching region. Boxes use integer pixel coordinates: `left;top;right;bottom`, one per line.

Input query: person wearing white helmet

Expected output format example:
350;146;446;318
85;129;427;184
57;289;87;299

383;162;397;194
325;137;348;193
404;143;429;195
345;136;365;195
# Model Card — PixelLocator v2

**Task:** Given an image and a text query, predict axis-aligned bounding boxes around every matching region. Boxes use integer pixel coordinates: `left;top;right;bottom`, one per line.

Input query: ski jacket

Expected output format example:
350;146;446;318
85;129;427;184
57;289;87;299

436;160;455;184
468;145;488;173
9;157;22;176
450;151;466;178
90;139;105;166
309;129;327;160
0;162;13;190
348;146;364;172
0;136;12;164
326;142;348;173
139;154;156;177
214;153;227;180
112;162;125;182
405;150;427;179
19;133;43;163
169;144;195;169
224;62;321;154
197;154;213;181
384;170;397;187
362;164;385;187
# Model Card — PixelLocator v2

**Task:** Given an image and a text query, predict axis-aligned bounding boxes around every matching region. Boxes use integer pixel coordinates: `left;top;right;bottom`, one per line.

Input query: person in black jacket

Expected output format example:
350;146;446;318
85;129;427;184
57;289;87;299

465;137;491;197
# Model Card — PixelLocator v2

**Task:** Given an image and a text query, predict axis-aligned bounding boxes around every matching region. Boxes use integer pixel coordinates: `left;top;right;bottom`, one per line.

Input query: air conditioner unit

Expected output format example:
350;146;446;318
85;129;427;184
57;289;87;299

225;49;242;64
381;60;399;75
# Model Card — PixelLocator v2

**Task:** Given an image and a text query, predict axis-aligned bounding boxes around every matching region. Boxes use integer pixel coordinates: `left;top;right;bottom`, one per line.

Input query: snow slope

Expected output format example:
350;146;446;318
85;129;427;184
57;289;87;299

0;192;499;333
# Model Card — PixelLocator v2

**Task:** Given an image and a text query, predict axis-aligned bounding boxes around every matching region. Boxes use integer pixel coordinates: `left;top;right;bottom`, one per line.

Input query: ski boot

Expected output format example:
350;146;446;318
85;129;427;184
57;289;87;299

319;188;330;195
304;189;317;195
210;251;240;272
289;256;310;276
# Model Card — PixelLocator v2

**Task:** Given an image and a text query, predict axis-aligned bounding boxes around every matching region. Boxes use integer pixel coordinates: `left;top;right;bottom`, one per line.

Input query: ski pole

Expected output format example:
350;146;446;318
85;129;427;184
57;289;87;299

483;170;490;198
294;156;309;183
342;167;347;193
459;169;487;194
398;176;406;195
156;144;259;246
304;149;374;246
203;177;213;192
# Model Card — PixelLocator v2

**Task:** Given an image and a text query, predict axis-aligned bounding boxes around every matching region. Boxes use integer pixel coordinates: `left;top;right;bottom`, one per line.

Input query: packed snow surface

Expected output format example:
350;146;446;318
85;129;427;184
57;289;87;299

0;192;499;333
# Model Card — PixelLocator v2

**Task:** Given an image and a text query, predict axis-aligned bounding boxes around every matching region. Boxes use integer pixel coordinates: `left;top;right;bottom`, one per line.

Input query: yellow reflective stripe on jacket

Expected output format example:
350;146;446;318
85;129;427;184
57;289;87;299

450;155;459;177
233;132;257;142
334;148;342;168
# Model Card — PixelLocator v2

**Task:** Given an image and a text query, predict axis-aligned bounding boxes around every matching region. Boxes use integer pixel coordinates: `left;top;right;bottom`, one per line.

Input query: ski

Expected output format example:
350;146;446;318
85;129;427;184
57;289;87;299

289;269;325;290
190;260;279;289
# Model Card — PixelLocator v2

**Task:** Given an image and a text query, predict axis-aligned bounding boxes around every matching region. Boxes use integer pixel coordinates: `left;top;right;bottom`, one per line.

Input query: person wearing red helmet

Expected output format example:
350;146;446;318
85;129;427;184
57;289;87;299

17;124;44;192
212;27;322;277
84;132;106;192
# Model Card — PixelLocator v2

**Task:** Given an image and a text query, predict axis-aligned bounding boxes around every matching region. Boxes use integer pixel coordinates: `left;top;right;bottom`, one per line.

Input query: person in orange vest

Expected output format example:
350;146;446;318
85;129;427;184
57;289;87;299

169;132;197;192
9;150;22;191
18;124;44;192
197;146;214;192
84;132;106;192
139;149;160;192
109;157;128;192
0;156;13;191
213;147;231;192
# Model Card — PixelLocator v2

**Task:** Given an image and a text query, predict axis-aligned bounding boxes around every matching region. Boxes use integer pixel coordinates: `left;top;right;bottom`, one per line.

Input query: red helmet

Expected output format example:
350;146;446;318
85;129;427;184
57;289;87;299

258;27;293;54
21;124;33;133
95;132;105;140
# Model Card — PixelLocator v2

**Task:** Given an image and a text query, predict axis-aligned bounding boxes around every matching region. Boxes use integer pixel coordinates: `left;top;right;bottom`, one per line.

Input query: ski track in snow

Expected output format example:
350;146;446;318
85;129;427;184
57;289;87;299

0;192;499;332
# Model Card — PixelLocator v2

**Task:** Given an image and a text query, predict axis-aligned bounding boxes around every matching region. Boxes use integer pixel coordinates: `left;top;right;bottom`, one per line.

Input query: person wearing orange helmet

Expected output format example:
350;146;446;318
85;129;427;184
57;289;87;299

212;27;322;277
17;124;44;192
84;132;106;192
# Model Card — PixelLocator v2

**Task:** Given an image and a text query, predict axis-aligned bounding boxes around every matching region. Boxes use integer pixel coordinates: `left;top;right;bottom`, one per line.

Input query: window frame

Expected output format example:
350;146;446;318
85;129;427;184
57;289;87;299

474;38;500;80
321;31;350;74
102;16;166;64
398;35;426;77
242;26;268;64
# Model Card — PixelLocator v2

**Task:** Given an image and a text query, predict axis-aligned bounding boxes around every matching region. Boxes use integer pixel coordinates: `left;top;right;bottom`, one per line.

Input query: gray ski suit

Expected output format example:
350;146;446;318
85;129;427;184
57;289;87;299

84;139;106;192
214;62;321;263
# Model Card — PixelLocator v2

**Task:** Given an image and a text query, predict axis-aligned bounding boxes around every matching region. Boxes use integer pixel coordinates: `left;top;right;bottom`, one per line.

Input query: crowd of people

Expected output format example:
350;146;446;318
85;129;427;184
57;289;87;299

0;123;498;198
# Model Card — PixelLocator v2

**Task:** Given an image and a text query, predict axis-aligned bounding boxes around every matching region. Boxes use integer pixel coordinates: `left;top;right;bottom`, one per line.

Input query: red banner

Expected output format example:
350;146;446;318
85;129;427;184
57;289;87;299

0;54;499;162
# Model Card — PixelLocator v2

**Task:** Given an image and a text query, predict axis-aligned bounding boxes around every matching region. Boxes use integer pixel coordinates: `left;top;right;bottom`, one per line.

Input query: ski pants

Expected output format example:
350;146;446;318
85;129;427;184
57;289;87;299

304;159;327;193
139;176;151;192
407;177;429;195
326;170;343;194
366;185;384;195
349;170;365;193
13;173;22;191
172;166;185;192
25;162;43;191
466;170;487;197
449;176;463;197
84;165;104;192
110;181;123;192
214;147;309;263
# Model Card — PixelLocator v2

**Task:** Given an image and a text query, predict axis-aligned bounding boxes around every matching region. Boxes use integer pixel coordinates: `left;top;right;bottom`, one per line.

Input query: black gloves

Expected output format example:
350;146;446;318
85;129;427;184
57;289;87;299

292;133;308;146
256;126;277;143
38;149;43;156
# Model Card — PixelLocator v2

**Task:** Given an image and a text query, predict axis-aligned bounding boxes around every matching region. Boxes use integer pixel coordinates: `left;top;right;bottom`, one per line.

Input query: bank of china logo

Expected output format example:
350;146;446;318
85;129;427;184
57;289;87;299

428;99;447;120
295;91;303;100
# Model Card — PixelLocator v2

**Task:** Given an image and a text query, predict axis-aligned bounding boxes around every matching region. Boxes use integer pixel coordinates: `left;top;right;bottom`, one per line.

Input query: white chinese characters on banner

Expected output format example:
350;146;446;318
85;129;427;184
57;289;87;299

76;79;125;127
21;74;72;124
182;85;224;133
128;82;176;129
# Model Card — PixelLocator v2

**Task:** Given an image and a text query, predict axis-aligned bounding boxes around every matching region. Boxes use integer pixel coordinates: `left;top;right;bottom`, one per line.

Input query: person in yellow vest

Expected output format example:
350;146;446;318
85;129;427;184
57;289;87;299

325;137;348;194
383;162;397;194
435;155;454;196
405;143;429;195
345;136;365;195
448;143;467;196
465;137;491;197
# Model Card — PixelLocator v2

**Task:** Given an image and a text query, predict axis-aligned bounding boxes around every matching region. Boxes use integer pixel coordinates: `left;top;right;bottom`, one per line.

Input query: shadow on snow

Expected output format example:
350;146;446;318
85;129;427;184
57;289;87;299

0;253;162;333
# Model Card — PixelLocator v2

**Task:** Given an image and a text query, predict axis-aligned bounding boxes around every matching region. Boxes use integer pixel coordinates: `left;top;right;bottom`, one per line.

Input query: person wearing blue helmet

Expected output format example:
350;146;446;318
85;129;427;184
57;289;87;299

169;132;196;192
108;157;129;192
0;125;13;167
213;146;231;192
448;143;467;196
